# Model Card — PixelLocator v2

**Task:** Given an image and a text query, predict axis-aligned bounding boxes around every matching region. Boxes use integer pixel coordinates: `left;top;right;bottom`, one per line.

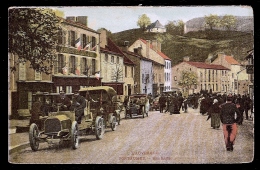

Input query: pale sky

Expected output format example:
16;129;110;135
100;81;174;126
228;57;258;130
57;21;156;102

55;6;253;33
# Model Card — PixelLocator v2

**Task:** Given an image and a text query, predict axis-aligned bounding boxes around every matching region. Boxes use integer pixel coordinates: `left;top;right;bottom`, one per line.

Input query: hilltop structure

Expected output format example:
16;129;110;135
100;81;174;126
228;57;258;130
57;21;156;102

146;20;166;33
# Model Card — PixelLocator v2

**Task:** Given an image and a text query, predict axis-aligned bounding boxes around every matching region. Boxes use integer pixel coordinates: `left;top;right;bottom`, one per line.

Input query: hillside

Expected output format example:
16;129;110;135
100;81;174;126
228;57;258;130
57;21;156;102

110;28;253;66
185;16;253;33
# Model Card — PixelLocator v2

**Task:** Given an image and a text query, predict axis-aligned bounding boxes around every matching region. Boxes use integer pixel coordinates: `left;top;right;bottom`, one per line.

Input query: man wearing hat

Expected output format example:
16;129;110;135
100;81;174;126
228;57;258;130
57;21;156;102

220;94;242;151
56;90;72;111
71;90;86;124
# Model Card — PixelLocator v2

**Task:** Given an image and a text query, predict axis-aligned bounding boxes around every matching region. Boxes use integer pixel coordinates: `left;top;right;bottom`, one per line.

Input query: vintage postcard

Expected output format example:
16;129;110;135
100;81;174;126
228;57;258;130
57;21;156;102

8;6;254;164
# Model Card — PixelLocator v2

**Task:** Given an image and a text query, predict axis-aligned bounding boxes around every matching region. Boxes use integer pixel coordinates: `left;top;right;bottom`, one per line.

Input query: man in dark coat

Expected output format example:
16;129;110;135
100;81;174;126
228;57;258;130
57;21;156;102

159;94;166;113
220;94;241;151
56;90;72;111
71;90;86;124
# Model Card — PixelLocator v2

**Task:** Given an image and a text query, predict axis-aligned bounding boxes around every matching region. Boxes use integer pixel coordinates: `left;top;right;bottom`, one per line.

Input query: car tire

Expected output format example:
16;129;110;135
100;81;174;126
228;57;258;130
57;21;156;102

29;123;39;151
95;116;104;140
71;121;79;149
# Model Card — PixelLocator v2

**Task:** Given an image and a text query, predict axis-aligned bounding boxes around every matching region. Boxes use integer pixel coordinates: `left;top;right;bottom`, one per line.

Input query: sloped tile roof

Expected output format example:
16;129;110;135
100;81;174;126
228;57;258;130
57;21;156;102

185;61;230;70
107;38;135;65
139;39;171;60
225;56;240;65
146;20;165;29
123;50;164;66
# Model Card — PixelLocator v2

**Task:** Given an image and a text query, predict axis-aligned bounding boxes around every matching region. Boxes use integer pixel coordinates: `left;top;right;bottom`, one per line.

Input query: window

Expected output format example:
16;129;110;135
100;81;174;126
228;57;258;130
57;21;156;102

56;86;63;93
111;56;114;63
117;57;119;64
105;54;108;62
222;70;224;76
35;70;42;80
69;56;76;73
201;84;203;90
69;31;76;46
205;69;207;82
142;74;144;83
125;66;127;77
56;54;65;74
82;34;87;48
232;73;234;78
190;68;192;71
146;74;149;83
212;70;214;82
18;63;26;80
222;84;224;91
66;86;72;93
92;59;96;75
91;36;96;50
208;70;211;82
216;84;218;91
81;58;87;75
212;84;214;91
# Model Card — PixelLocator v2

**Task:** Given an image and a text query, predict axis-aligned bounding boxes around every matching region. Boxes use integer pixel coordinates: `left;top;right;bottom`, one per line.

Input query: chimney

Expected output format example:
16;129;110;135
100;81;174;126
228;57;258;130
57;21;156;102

146;40;150;58
206;53;213;64
151;40;157;52
66;16;76;22
183;56;190;62
77;16;88;27
121;41;129;51
99;29;107;49
218;52;225;65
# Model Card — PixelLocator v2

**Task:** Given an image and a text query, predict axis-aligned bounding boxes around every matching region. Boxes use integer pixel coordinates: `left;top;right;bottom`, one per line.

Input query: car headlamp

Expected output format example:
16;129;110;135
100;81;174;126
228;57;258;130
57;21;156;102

136;105;140;109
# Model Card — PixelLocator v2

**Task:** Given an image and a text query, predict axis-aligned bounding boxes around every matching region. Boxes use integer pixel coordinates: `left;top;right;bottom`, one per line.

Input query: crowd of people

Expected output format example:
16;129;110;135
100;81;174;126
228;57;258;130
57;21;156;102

155;90;253;152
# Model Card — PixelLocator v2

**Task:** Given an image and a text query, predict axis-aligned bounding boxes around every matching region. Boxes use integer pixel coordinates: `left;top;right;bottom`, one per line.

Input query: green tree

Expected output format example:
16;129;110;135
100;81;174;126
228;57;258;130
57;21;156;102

165;20;184;35
204;14;221;30
137;14;151;31
220;15;237;31
8;7;61;74
111;65;123;94
53;9;65;18
178;71;198;93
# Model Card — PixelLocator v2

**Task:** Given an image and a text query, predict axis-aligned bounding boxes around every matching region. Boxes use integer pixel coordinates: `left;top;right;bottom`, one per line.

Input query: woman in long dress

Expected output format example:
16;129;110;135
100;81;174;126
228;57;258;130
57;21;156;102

207;99;221;129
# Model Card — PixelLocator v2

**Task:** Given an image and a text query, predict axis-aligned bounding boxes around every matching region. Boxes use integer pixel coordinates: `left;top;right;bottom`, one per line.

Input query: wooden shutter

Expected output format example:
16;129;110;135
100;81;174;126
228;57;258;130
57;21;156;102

68;31;71;46
62;30;66;45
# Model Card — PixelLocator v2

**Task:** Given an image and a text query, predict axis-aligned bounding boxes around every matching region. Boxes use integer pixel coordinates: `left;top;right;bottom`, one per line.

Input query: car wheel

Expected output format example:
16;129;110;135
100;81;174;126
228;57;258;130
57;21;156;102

71;121;79;149
95;116;104;140
111;116;117;131
142;107;145;118
29;123;39;151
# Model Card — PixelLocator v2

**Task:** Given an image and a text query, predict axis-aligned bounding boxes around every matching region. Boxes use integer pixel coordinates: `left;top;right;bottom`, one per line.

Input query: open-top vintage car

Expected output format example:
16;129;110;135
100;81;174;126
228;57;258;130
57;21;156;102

125;94;149;119
28;86;121;151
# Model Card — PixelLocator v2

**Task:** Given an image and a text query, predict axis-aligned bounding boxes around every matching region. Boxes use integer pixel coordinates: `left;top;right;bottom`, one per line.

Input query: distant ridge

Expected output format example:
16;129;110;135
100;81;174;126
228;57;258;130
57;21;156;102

184;16;253;33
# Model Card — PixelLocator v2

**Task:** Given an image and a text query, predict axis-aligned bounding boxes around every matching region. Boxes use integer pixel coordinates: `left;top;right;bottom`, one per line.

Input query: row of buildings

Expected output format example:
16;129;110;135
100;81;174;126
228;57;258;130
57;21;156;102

8;15;253;118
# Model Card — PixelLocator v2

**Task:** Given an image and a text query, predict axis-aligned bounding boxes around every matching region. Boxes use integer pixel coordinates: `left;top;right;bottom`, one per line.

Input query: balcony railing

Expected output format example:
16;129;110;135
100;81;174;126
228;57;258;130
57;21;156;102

56;45;97;58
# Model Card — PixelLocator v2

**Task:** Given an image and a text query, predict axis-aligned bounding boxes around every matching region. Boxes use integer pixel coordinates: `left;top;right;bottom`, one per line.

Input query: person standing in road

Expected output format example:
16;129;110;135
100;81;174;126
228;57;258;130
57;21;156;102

182;96;188;113
206;99;221;129
159;94;166;113
220;94;241;151
244;95;251;120
71;90;86;124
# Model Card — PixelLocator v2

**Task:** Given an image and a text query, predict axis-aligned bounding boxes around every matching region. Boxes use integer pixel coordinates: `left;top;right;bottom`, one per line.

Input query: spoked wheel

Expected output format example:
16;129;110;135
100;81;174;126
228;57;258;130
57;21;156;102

111;116;117;131
95;116;105;140
142;106;145;118
29;123;40;151
71;121;79;149
117;113;121;125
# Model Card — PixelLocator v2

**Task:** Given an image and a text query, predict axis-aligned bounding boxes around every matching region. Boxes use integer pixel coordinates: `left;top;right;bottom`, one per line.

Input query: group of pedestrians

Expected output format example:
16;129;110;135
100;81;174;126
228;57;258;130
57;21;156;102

198;92;253;152
158;92;187;115
156;90;253;152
